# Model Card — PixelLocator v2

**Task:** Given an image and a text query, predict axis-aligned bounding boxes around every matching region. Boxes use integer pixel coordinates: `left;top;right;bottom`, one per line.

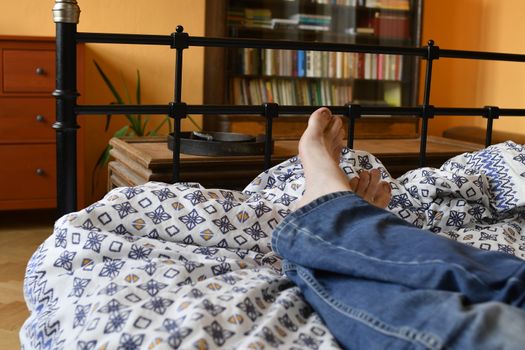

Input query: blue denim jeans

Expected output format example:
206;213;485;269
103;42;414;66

272;191;525;350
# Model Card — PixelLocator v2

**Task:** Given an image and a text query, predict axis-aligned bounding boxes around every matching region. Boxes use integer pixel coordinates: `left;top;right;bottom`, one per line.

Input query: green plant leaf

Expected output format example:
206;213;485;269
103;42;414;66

187;115;201;131
136;70;143;134
94;145;111;171
120;72;132;104
115;125;130;137
126;115;142;136
94;125;129;169
92;61;182;196
105;114;112;131
93;60;125;105
104;102;119;131
168;117;173;133
91;144;111;195
94;60;142;133
151;116;170;135
136;70;141;105
90;125;130;194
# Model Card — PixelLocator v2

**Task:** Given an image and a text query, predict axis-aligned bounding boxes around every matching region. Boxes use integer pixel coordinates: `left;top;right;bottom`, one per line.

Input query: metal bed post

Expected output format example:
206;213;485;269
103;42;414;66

345;104;361;149
483;106;500;147
262;103;278;170
53;0;80;217
419;40;439;167
170;26;189;183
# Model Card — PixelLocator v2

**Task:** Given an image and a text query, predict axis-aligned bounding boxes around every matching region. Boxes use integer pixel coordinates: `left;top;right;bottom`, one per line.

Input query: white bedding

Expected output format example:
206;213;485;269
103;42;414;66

21;141;525;349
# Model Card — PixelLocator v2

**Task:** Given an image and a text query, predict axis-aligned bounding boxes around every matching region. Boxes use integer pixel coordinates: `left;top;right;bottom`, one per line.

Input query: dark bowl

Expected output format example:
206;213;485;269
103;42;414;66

168;132;273;156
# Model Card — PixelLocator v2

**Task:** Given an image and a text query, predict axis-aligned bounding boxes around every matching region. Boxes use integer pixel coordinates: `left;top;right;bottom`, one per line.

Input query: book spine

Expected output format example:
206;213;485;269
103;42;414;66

370;53;374;80
314;51;322;78
232;77;241;105
336;51;343;79
297;50;305;77
259;79;267;102
378;53;384;80
241;79;249;105
265;80;273;103
306;51;313;77
292;50;298;77
272;79;280;104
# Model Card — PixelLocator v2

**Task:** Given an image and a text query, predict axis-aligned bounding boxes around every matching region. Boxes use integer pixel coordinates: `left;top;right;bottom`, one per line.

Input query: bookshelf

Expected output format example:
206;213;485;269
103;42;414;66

203;0;423;139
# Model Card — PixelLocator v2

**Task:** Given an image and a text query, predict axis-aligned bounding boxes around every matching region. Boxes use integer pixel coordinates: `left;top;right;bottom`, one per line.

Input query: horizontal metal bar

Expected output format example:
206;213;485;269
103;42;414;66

76;32;171;45
499;108;525;116
433;108;485;116
75;104;525;117
434;107;525;116
76;33;525;62
195;105;418;116
74;104;419;116
76;105;169;114
189;36;426;56
75;32;525;63
440;49;525;62
76;32;424;55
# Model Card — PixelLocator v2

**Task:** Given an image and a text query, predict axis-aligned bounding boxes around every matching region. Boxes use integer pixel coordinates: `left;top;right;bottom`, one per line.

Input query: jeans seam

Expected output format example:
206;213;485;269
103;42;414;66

294;266;444;350
285;219;491;289
272;191;356;257
291;191;357;220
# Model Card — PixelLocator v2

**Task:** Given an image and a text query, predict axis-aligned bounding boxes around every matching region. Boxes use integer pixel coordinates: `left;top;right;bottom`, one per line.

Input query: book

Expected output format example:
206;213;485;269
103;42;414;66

232;78;242;105
345;27;375;35
306;51;314;77
290;13;332;25
383;82;402;106
373;13;409;39
298;24;331;31
297;50;306;77
336;51;343;79
364;53;371;79
271;18;299;30
244;8;273;29
313;50;322;77
378;0;410;10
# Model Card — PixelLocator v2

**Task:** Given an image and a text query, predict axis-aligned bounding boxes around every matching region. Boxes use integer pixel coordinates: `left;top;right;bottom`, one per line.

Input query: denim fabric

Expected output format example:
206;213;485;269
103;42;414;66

272;191;525;350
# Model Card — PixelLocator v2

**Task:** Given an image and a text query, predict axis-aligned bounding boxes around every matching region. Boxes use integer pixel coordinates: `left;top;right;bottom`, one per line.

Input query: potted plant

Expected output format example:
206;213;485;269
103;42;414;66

93;59;270;187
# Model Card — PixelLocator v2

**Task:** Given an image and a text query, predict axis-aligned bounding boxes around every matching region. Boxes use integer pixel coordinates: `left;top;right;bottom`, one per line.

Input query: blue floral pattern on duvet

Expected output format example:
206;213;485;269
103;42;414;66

21;141;525;349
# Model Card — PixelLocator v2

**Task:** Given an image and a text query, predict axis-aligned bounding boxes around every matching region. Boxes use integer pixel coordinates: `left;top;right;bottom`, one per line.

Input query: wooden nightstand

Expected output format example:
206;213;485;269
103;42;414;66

108;136;483;191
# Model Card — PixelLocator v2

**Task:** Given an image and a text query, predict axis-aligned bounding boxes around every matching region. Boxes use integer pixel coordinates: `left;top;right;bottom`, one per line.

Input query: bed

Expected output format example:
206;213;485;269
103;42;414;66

20;1;525;349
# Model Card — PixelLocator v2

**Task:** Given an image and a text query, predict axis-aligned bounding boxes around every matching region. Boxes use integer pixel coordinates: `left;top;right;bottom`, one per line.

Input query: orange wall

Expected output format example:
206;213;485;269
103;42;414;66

0;0;205;204
422;0;525;136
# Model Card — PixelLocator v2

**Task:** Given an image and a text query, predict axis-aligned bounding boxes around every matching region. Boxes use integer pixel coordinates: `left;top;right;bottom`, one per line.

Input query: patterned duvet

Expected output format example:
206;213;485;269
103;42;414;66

21;141;525;349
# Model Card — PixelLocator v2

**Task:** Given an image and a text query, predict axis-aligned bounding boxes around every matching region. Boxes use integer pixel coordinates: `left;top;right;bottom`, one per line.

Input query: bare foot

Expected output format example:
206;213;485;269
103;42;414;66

295;107;392;210
349;169;392;209
295;107;350;209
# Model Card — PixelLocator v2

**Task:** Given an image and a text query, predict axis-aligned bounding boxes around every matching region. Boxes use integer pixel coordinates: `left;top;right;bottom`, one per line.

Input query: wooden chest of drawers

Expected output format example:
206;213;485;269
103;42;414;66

0;36;83;210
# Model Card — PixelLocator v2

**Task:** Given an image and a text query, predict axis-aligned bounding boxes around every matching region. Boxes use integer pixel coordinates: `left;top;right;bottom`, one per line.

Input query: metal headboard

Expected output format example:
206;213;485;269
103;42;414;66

53;0;525;217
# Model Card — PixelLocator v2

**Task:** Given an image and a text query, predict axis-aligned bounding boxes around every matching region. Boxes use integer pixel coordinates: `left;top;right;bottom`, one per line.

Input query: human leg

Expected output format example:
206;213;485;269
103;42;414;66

272;108;525;349
296;107;391;210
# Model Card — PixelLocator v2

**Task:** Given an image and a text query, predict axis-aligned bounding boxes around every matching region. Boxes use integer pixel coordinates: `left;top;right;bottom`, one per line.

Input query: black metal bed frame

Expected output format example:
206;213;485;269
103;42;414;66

53;1;525;217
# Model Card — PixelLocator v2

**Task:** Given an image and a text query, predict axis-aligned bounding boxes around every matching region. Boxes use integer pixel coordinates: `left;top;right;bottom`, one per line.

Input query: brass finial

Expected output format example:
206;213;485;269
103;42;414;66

52;0;80;24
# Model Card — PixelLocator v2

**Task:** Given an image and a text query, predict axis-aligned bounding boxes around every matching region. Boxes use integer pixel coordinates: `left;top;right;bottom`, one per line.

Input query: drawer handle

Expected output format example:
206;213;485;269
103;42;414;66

36;115;45;122
36;168;45;176
35;67;45;75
